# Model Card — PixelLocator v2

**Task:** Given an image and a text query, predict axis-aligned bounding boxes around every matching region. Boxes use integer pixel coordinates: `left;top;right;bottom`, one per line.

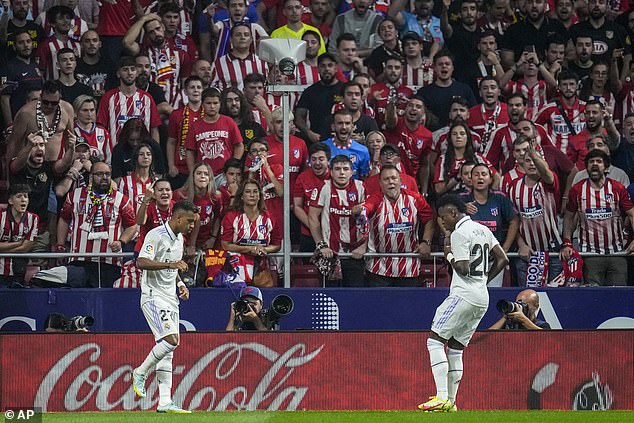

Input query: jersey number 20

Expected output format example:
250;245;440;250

469;243;490;277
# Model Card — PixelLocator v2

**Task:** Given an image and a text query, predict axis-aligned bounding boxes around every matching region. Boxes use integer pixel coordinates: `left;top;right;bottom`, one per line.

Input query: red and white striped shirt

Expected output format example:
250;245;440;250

501;164;525;194
505;80;548;121
247;162;284;231
210;53;268;91
266;92;299;113
363;189;433;278
315;179;365;253
220;209;282;281
567;178;633;254
74;123;113;164
402;62;434;92
135;202;173;253
118;173;155;213
467;102;509;149
97;88;162;145
293;168;329;236
434;153;496;183
0;209;39;276
507;174;562;251
146;44;189;108
484;123;553;168
431;126;482;155
59;187;136;265
297;61;320;86
535;98;587;154
174;190;223;248
36;36;81;81
39;13;88;41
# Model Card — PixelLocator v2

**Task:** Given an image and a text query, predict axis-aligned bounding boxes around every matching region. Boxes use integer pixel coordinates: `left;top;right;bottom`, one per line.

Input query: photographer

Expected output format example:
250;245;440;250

489;289;551;330
44;313;94;333
226;287;269;331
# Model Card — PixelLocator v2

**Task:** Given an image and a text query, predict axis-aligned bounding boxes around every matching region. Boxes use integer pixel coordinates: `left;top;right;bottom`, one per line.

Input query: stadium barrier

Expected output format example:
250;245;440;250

0;331;631;411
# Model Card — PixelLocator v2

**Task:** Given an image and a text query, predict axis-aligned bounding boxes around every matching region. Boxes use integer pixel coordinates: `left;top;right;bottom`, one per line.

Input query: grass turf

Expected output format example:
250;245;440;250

40;411;634;423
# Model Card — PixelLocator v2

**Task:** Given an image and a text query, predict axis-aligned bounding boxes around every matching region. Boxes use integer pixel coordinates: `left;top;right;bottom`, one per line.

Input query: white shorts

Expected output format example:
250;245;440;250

431;295;487;347
141;298;180;341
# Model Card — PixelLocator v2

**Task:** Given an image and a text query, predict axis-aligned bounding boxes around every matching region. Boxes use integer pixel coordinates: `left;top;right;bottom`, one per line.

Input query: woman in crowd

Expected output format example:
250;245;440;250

118;143;157;212
366;130;386;177
111;118;166;179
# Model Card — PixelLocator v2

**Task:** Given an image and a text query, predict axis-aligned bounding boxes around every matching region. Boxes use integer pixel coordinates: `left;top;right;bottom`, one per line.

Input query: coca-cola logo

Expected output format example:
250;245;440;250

34;342;323;412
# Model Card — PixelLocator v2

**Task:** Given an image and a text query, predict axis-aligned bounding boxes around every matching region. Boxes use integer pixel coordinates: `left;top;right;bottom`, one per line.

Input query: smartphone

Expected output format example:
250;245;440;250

523;45;535;54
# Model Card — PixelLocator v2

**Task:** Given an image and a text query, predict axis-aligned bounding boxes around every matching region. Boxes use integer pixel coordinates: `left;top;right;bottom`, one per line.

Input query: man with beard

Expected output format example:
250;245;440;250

36;6;81;82
220;87;266;145
500;0;568;69
98;56;162;145
167;76;205;190
571;135;629;187
467;77;509;149
567;35;595;84
297;30;321;86
352;164;434;287
323;109;370;180
388;0;442;60
442;0;482;83
368;58;413;130
553;0;576;30
76;30;116;101
562;149;634;286
324;81;378;140
460;163;519;286
543;34;566;82
463;30;505;100
135;54;173;120
191;59;212;89
57;161;137;287
569;0;631;64
7;80;74;162
11;132;74;250
303;0;333;38
294;142;330;252
328;0;383;58
55;48;93;104
123;13;191;109
0;29;42;125
416;50;476;129
295;52;345;143
385;97;433;194
0;0;44;57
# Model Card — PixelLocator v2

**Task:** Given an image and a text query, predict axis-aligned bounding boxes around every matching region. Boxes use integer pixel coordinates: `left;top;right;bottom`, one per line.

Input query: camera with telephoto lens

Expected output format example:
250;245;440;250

234;300;251;314
262;294;294;330
63;315;95;332
496;299;529;316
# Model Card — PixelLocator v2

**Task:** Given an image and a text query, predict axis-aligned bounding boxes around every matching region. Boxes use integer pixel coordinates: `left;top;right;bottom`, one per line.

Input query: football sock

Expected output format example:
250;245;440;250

447;348;464;404
137;339;177;376
427;338;448;400
156;352;174;406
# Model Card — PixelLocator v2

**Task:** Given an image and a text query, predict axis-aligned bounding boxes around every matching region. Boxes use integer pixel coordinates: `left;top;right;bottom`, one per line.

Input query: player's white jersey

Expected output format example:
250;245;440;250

449;215;500;308
138;223;184;309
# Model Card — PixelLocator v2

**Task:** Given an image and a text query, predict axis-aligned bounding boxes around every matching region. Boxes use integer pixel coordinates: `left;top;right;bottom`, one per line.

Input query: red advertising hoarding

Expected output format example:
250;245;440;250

1;331;632;411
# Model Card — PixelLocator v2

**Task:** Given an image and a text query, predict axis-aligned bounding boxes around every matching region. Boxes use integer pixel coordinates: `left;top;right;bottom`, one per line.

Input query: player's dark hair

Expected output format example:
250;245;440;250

330;154;352;168
47;5;74;23
478;75;498;89
8;184;31;197
158;1;181;16
342;81;363;96
333;108;353;120
436;194;467;214
309;142;332;160
584;99;604;109
584;148;611;169
450;96;469;109
172;199;198;215
248;138;269;152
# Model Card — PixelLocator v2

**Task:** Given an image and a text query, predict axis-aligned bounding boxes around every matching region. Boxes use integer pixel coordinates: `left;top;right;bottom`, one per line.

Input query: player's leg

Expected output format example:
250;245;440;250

446;338;464;409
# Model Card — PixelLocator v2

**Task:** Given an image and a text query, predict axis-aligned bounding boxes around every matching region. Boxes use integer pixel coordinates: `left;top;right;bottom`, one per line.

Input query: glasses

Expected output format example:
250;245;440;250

41;99;60;107
92;172;111;178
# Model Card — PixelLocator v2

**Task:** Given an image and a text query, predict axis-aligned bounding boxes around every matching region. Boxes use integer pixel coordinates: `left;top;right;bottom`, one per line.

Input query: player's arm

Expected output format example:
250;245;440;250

487;244;509;283
137;257;188;271
293;196;309;228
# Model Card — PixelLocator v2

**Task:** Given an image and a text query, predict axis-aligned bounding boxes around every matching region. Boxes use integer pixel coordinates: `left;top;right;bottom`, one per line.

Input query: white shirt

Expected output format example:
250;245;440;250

449;215;500;307
138;223;184;309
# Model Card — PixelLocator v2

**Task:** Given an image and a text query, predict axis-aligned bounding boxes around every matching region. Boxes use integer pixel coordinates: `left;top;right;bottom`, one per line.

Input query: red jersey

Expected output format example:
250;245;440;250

210;53;268;91
117;173;154;213
505;79;548;121
36;36;81;81
293;168;330;236
97;1;152;36
185;115;243;176
431;126;482;155
535;98;587;155
175;190;222;248
315;179;365;253
0;210;39;276
247;162;284;231
134;202;173;253
97;88;162;145
507;174;562;251
384;118;433;178
74;123;113;164
251;107;268;132
265;133;308;189
39;14;88;42
59;187;136;265
434;153;496;183
363;172;419;194
368;83;413;129
402;62;434;92
220;209;282;281
485;122;553;168
167;105;203;175
265;92;299;113
467;102;510;148
567;178;633;254
297;61;320;86
145;43;190;108
363;189;433;278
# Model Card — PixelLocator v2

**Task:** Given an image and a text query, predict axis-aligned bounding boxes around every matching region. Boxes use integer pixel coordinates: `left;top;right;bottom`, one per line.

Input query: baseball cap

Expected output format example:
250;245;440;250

317;52;337;65
240;286;263;302
401;32;422;44
75;140;90;150
380;144;400;156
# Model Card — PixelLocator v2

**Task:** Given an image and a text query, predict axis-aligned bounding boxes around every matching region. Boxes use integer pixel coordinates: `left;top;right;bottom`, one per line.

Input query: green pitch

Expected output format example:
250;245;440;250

41;410;634;423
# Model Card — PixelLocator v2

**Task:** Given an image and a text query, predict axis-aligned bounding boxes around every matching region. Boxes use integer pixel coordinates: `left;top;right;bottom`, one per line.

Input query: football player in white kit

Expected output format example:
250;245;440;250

132;200;198;414
419;194;509;412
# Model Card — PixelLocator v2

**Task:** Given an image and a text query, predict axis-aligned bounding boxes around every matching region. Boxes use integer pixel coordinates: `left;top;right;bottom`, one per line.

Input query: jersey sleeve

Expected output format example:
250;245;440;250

316;183;328;208
27;214;39;241
119;196;137;228
413;192;433;224
167;109;181;139
138;229;159;260
566;183;580;213
59;191;76;222
450;229;471;262
185;120;197;151
220;212;235;243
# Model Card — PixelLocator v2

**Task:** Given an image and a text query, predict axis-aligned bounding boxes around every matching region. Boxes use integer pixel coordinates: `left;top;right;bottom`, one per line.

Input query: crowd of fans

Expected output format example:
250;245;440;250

2;0;634;288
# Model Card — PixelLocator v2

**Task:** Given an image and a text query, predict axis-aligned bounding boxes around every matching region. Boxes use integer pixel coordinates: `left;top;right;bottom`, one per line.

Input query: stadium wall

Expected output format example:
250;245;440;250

0;331;632;411
1;287;633;332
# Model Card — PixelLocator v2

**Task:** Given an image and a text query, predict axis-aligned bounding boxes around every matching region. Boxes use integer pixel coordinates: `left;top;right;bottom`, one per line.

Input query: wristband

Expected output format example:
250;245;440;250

316;241;328;251
446;252;455;263
420;239;432;246
53;243;66;252
177;281;186;288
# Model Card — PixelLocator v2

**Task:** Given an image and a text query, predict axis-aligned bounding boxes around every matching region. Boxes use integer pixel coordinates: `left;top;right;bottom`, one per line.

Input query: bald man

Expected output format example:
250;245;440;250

489;289;551;330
